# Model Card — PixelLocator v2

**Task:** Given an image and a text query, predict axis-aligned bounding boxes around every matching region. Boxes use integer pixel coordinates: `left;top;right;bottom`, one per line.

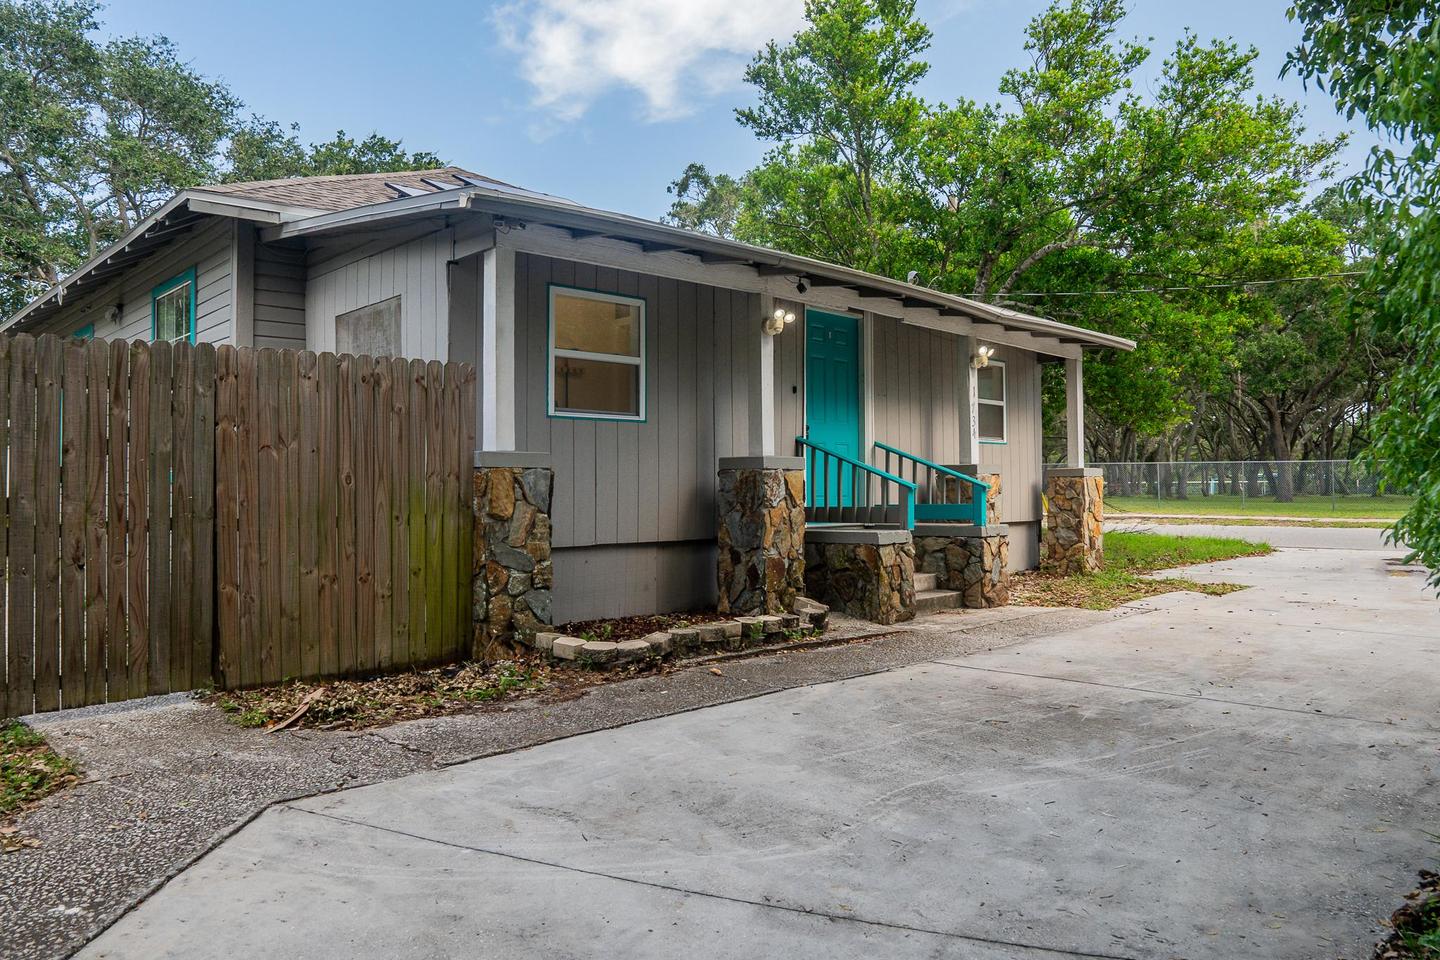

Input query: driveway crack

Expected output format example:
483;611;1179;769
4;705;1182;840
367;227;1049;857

283;804;1146;960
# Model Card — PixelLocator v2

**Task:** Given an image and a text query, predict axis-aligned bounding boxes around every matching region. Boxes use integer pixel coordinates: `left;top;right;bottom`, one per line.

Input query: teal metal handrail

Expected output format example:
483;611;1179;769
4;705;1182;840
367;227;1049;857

796;436;917;528
874;440;990;526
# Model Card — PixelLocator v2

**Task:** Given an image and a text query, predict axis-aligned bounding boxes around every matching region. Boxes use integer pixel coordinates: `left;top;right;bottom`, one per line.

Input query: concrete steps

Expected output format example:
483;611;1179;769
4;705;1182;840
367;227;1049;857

914;572;939;592
914;588;965;615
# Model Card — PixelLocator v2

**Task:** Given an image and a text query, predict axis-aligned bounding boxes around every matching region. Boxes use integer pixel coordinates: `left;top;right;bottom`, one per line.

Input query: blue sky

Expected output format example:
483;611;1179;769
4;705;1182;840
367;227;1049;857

102;0;1364;219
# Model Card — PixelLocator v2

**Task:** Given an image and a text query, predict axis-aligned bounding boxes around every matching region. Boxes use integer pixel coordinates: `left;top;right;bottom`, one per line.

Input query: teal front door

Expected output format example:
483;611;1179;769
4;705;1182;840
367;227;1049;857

805;310;861;506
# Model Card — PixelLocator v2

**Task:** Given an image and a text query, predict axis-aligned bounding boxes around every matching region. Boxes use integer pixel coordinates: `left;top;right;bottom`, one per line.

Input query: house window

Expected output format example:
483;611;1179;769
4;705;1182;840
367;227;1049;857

151;268;196;343
548;286;646;421
337;295;402;357
977;359;1006;443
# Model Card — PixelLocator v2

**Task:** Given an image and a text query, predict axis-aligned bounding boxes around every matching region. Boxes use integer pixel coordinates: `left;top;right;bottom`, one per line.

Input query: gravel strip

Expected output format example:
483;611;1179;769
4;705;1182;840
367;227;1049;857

1;605;1108;960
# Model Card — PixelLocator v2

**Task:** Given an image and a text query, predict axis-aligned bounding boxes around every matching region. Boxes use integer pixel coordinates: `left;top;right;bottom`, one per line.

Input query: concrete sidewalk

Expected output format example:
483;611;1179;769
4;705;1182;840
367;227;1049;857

78;547;1439;960
1108;517;1396;551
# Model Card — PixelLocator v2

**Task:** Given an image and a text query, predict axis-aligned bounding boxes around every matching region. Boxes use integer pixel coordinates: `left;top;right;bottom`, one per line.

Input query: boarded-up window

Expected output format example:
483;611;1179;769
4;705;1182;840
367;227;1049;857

548;286;646;420
336;296;401;357
978;359;1006;442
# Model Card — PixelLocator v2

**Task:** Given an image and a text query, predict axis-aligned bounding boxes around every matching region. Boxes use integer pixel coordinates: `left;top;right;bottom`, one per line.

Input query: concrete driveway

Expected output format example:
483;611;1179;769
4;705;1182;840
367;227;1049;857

80;546;1439;960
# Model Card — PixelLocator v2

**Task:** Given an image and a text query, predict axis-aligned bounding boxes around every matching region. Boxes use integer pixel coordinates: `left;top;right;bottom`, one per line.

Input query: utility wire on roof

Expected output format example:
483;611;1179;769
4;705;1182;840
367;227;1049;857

986;270;1366;298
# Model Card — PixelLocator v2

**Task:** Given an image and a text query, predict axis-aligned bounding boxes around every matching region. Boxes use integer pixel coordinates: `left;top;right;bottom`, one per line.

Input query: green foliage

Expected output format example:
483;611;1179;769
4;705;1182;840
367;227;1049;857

0;0;441;316
1287;0;1440;582
225;120;444;183
670;0;1345;445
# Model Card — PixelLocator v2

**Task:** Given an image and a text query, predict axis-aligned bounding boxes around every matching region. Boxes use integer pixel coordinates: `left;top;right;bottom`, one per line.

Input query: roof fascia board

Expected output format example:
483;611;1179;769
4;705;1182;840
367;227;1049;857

260;184;1133;352
261;190;472;242
3;191;196;329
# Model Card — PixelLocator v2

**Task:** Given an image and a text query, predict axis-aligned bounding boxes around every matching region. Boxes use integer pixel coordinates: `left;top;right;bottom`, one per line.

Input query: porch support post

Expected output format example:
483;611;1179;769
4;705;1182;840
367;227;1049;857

1064;354;1085;468
960;335;981;466
749;294;777;456
481;243;516;451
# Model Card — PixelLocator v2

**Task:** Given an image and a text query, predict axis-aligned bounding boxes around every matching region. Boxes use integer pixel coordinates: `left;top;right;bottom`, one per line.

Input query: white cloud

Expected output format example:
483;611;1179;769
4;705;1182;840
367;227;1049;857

495;0;806;122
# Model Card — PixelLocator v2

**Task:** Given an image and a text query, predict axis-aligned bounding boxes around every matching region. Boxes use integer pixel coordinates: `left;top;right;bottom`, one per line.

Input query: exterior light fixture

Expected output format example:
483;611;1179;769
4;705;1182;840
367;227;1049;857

795;277;810;294
971;344;995;368
763;306;797;335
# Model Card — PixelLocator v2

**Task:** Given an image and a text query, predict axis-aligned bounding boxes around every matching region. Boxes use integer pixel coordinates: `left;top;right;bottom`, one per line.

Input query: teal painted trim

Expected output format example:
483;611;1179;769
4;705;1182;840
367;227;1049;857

545;281;649;423
796;435;916;529
73;323;94;340
150;266;197;343
874;439;987;526
980;440;1008;445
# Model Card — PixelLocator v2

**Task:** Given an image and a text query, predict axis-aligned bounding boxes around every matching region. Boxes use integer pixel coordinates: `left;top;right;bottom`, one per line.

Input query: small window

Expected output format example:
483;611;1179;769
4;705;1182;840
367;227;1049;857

548;286;646;421
151;268;196;343
977;359;1006;442
337;295;402;357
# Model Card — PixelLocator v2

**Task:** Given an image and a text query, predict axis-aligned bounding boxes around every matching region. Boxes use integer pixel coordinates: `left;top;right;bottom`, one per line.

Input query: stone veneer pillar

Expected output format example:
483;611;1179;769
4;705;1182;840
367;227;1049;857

912;525;1010;608
1042;467;1104;575
716;456;807;615
943;465;1002;524
473;452;554;661
803;528;915;625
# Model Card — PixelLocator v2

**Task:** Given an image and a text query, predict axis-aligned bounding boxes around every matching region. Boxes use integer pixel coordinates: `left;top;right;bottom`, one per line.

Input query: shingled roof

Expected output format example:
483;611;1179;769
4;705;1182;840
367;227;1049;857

194;166;514;212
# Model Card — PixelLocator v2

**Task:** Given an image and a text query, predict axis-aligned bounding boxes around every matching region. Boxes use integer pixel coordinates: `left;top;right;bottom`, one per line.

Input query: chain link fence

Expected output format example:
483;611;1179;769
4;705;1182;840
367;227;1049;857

1088;460;1414;516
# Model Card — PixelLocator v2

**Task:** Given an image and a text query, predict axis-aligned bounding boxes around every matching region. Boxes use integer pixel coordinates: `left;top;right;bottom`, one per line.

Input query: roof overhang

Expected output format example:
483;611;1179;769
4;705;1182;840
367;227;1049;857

262;184;1134;354
2;192;324;333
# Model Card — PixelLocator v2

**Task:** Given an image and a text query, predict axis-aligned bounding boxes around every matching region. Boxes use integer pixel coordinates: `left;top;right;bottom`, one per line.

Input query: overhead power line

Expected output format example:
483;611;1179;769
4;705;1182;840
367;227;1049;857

988;270;1366;298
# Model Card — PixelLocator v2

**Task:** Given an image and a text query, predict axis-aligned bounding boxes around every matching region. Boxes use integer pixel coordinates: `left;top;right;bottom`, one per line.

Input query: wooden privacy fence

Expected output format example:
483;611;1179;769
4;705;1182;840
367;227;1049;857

1;333;475;718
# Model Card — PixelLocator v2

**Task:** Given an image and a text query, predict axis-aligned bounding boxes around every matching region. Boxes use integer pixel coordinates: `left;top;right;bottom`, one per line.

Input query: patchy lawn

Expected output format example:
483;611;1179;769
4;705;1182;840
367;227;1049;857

1012;531;1271;610
1107;492;1413;520
2;720;79;852
208;657;644;732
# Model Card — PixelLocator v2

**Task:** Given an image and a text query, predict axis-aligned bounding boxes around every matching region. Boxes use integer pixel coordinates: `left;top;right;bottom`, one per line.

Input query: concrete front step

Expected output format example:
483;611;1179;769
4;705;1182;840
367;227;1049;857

914;588;965;615
914;571;939;592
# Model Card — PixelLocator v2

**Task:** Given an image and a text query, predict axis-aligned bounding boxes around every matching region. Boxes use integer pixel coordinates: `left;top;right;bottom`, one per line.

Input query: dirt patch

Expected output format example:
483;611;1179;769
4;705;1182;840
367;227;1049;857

1;720;79;853
207;658;660;732
557;610;732;643
1376;869;1440;959
1010;571;1249;610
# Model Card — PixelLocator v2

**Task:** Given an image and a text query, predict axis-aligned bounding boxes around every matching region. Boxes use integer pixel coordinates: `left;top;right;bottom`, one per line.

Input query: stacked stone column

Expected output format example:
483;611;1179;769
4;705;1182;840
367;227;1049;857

473;453;554;661
1042;467;1104;575
945;465;1002;524
716;457;807;615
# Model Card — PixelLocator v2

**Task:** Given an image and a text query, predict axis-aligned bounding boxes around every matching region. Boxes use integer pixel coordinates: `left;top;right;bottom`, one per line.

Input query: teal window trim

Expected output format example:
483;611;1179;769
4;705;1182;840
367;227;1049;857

150;267;197;343
545;282;648;423
73;323;94;340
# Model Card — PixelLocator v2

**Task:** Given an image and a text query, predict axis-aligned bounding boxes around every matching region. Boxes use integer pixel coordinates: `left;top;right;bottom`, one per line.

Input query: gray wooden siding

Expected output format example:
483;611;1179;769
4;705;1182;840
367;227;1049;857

305;228;451;359
498;252;760;551
34;218;235;343
552;542;717;622
252;243;306;351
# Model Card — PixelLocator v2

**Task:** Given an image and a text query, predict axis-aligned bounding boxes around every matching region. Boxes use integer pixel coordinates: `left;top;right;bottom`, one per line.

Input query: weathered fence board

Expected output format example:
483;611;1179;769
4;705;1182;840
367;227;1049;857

2;334;475;717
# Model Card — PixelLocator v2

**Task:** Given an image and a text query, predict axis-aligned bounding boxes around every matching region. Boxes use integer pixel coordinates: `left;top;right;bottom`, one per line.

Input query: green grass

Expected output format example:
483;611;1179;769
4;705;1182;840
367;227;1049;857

1104;531;1273;570
1012;531;1272;610
1107;493;1413;520
2;720;77;819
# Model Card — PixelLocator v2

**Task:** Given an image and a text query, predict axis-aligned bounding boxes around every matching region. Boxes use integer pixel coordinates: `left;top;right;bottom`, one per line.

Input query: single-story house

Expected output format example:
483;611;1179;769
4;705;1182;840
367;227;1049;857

3;167;1133;623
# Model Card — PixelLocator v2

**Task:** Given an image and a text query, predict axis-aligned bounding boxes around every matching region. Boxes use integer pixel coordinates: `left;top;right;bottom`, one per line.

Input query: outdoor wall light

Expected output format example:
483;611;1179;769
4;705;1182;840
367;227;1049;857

795;277;810;294
763;306;797;336
971;344;995;368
